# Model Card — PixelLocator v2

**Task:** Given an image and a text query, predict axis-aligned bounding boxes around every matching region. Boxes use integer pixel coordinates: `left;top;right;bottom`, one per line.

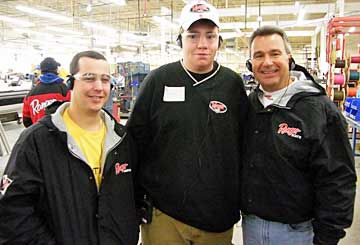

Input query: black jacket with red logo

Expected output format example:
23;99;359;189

241;76;357;244
0;103;139;245
22;80;71;127
127;61;249;232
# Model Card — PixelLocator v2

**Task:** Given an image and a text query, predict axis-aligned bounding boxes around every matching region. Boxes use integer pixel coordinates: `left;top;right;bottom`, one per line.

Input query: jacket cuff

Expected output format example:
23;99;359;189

313;234;340;245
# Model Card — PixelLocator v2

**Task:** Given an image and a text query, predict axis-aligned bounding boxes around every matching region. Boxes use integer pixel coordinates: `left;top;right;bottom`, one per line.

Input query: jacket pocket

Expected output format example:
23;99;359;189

287;220;313;232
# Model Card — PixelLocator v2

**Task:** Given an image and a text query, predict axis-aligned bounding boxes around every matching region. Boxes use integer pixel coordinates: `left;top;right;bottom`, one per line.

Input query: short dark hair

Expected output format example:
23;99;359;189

248;25;292;56
69;50;107;75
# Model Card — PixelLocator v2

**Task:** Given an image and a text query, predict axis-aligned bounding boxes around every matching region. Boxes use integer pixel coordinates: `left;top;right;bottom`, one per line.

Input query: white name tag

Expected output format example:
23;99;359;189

163;86;185;102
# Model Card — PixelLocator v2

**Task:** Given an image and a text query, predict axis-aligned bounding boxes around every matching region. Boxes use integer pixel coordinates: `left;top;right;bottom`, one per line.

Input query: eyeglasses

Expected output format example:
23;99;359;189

74;73;111;84
182;32;219;44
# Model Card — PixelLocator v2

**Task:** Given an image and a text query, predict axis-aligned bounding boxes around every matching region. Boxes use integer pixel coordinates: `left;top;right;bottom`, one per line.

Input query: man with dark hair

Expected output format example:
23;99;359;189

0;50;139;244
241;25;356;245
126;1;248;244
22;57;71;127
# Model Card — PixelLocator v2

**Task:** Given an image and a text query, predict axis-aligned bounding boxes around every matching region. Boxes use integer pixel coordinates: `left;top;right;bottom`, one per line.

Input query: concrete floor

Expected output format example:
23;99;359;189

0;111;359;244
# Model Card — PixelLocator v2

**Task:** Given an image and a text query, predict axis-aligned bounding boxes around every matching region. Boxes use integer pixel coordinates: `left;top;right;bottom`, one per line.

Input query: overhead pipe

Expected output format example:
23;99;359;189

331;16;360;22
328;27;360;34
144;0;147;16
329;22;360;28
244;0;247;29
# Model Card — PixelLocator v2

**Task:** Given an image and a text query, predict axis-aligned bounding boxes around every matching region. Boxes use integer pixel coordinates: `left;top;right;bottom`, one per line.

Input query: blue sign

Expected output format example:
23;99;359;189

130;80;140;87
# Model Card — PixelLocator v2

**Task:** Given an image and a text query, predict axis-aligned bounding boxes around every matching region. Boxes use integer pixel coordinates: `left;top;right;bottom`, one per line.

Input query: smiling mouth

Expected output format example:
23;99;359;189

89;96;103;100
261;69;278;74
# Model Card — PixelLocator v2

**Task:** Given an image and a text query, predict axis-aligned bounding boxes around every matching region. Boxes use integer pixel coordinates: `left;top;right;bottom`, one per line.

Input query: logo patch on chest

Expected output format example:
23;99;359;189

0;175;13;195
115;162;131;175
277;123;302;139
209;101;227;114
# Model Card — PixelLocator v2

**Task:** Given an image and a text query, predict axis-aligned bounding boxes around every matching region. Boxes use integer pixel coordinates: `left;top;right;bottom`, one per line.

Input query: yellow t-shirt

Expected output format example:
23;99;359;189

62;108;106;188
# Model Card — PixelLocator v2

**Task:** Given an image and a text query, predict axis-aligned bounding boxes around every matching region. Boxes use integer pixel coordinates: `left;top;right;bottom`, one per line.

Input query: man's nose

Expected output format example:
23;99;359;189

197;35;208;47
93;78;104;89
263;55;274;65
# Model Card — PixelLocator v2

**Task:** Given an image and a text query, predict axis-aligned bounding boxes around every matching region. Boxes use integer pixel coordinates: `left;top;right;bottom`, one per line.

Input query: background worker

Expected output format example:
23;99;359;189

241;25;356;245
0;50;139;244
127;1;249;244
22;57;71;127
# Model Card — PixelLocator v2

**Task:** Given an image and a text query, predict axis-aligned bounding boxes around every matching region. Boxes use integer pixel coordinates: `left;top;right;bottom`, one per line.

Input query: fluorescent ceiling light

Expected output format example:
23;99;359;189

0;15;34;27
102;0;126;6
295;1;300;8
46;26;83;35
16;5;73;22
349;27;356;32
297;8;306;23
86;4;92;13
82;21;117;33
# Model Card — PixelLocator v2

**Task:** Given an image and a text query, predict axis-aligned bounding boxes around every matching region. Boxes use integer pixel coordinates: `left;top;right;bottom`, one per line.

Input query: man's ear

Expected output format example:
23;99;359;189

218;36;223;49
289;56;296;70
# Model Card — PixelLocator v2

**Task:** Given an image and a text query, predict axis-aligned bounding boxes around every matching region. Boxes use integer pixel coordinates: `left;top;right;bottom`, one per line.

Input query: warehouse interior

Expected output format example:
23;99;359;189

0;0;359;244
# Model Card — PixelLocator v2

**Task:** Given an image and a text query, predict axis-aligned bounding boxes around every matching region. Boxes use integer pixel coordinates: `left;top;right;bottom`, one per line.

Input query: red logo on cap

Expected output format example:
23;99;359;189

190;4;210;13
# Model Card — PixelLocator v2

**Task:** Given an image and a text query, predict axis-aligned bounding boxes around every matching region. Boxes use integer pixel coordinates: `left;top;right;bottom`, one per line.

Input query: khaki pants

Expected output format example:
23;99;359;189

141;208;233;245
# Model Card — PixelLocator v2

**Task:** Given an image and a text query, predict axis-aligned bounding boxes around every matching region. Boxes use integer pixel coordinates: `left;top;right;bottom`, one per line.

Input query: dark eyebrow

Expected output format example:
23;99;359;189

270;49;282;53
253;51;264;56
186;31;200;34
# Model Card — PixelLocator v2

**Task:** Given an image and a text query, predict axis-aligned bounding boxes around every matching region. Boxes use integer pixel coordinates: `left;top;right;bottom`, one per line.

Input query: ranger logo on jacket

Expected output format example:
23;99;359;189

0;175;13;195
277;123;302;139
115;162;131;175
209;101;227;114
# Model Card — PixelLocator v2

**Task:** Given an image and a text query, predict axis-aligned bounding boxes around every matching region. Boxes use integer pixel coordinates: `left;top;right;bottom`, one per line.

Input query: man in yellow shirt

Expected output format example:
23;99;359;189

0;50;139;244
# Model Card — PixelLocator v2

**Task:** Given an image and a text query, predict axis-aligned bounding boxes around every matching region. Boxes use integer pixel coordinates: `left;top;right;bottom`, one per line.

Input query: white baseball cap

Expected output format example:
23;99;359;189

179;0;220;31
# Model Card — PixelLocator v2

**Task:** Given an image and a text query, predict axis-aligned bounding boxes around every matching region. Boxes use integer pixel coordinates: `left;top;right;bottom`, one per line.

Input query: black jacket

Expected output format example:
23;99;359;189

0;103;139;245
127;61;249;232
241;76;357;244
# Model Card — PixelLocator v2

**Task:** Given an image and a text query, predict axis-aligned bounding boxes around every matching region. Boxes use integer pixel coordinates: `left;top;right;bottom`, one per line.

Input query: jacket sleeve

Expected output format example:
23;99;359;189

310;108;357;244
126;72;154;163
126;73;154;223
0;133;56;244
22;96;33;128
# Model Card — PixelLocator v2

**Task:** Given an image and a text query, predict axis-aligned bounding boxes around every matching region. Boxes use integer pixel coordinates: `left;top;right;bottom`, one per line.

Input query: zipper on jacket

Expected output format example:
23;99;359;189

68;145;99;191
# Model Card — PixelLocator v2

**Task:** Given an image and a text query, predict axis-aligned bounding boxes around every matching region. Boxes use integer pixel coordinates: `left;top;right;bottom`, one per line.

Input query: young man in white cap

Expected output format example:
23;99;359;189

127;1;249;244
